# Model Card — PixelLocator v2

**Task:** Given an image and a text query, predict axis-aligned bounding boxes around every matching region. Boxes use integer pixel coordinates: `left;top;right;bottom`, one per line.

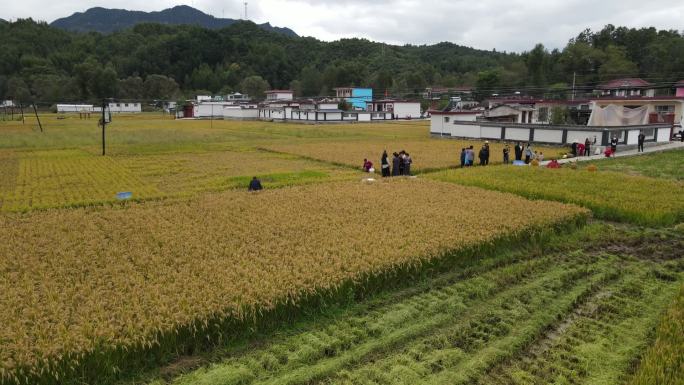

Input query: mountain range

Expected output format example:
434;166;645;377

50;5;298;36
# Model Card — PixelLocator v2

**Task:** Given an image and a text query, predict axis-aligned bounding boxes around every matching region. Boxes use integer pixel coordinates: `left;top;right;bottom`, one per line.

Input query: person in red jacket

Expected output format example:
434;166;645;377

362;159;373;172
546;159;561;169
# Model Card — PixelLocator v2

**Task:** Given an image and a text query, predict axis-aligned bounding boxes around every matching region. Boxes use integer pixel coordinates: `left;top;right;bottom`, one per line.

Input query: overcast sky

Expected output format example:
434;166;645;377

3;0;683;52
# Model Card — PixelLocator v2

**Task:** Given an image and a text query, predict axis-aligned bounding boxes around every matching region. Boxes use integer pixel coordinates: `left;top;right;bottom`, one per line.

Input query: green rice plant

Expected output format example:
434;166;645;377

590;148;684;181
627;285;684;385
429;166;684;226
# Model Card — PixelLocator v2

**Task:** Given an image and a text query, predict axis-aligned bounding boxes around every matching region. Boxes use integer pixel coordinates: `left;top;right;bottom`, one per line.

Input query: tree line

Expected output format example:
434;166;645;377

1;19;683;105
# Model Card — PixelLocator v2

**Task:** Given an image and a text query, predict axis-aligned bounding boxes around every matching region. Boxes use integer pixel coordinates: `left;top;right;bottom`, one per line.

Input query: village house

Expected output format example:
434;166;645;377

223;104;259;120
56;104;95;113
479;97;591;125
225;92;250;101
594;78;656;98
365;99;422;119
265;90;294;101
423;86;474;100
334;87;373;110
589;78;684;125
108;102;142;113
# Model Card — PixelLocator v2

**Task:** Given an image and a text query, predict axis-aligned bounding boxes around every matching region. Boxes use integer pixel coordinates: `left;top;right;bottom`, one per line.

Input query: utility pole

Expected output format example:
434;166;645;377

101;99;107;156
19;103;25;124
244;2;248;19
572;71;576;101
32;104;43;132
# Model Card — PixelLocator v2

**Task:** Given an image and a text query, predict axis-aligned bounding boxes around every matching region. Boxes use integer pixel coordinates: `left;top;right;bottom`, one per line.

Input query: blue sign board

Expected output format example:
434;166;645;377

116;192;133;200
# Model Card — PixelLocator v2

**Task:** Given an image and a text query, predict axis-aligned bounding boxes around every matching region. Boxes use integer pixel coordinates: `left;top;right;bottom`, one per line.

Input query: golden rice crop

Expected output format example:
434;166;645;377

263;139;566;172
430;166;684;226
0;149;356;212
118;150;357;194
0;178;588;384
0;150;161;212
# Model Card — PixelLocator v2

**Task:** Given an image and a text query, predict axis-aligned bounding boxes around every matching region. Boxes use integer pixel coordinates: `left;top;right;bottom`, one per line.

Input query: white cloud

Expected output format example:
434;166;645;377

1;0;683;52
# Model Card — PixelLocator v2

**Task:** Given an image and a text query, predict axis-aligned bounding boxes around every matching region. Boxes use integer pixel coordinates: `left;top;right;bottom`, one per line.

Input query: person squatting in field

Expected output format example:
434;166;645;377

362;158;374;172
248;176;263;191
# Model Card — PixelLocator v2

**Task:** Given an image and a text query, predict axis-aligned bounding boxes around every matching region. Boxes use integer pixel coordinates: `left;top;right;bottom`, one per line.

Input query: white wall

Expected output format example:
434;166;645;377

505;128;530;141
266;92;294;101
56;104;94;113
431;115;446;133
533;129;563;143
108;102;141;113
450;123;480;138
195;103;226;118
626;130;640;145
393;103;421;119
322;112;343;121
223;107;258;119
480;126;501;139
566;130;592;144
456;114;481;122
657;127;671;142
358;113;371;122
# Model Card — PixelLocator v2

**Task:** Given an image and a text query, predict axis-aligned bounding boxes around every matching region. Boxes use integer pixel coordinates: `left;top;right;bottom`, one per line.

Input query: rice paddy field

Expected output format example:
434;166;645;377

0;113;682;385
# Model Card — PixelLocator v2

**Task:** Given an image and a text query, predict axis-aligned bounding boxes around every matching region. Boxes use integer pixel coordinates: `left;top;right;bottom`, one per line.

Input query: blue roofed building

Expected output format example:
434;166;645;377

334;87;373;110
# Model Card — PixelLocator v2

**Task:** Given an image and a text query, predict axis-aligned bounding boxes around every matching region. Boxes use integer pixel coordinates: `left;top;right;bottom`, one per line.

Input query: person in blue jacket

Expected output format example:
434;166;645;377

248;176;263;191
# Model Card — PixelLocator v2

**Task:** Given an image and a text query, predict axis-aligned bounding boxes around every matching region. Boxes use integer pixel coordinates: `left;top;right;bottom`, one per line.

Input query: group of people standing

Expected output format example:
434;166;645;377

460;141;545;167
503;142;540;164
459;142;493;167
378;150;413;177
571;138;596;157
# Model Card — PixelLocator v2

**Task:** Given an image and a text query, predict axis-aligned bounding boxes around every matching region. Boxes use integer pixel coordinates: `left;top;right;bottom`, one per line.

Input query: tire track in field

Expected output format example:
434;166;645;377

170;253;605;385
316;258;615;385
477;261;683;385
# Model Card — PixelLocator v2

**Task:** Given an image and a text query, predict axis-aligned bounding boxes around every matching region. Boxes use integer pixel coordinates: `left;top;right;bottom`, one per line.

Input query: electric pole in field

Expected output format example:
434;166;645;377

572;72;577;101
244;2;248;19
101;99;107;156
32;104;43;132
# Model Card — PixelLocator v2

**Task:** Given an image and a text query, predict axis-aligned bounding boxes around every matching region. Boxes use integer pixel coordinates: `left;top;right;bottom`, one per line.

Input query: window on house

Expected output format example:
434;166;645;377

116;103;120;107
444;117;450;123
125;103;129;107
642;128;655;139
655;105;675;114
610;130;626;141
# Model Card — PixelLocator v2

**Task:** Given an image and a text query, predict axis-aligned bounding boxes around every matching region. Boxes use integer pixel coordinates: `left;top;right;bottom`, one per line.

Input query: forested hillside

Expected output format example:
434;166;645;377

50;6;298;36
1;19;683;103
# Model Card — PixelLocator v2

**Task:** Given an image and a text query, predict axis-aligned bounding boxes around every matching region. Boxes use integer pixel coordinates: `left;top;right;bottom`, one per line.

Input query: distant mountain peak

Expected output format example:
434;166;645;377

50;6;298;37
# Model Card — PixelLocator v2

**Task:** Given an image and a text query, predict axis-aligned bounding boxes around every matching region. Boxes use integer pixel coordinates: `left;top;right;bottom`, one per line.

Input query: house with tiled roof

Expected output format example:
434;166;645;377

589;78;684;125
594;78;656;97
